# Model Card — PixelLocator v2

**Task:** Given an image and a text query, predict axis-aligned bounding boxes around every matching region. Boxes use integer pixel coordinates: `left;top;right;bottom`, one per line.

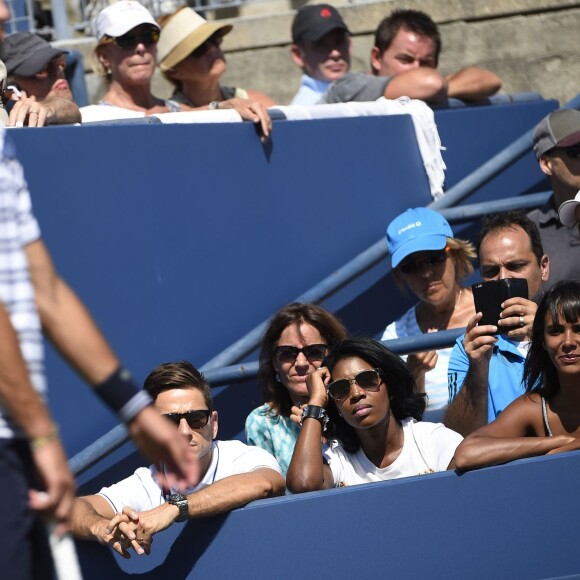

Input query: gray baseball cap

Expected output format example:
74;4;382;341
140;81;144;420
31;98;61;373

533;109;580;159
1;32;68;77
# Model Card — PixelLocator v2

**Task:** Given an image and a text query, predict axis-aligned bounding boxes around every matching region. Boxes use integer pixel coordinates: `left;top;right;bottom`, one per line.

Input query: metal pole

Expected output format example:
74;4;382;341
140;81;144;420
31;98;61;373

50;0;71;39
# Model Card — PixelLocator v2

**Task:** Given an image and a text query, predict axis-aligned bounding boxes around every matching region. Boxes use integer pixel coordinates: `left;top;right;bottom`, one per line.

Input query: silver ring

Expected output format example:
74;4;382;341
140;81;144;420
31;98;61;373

519;315;525;327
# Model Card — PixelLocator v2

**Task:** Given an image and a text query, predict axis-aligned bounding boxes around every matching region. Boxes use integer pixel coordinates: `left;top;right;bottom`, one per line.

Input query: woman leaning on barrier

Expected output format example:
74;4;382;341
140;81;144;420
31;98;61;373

454;280;580;471
381;207;476;422
286;337;462;492
90;1;181;117
156;7;273;140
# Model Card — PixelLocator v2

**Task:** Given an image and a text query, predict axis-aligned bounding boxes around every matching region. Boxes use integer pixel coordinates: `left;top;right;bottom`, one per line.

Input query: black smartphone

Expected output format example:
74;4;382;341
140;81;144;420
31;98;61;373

472;278;528;330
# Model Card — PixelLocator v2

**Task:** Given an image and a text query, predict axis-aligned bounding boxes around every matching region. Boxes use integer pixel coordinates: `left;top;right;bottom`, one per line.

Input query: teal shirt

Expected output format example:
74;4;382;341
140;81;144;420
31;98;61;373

245;403;299;477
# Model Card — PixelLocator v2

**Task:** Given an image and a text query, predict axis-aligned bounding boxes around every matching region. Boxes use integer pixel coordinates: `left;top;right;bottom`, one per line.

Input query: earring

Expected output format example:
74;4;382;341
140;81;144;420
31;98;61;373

275;373;281;382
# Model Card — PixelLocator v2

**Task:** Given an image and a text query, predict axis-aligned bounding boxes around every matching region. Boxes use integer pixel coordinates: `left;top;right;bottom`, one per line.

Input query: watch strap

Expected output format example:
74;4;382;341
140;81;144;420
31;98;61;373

300;405;329;430
168;493;189;522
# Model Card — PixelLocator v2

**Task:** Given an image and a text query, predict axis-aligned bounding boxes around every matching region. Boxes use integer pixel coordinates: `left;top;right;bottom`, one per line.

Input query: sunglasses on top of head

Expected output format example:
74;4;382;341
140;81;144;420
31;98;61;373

190;31;224;59
327;368;383;402
398;247;449;275
163;409;211;430
104;28;160;51
273;344;328;363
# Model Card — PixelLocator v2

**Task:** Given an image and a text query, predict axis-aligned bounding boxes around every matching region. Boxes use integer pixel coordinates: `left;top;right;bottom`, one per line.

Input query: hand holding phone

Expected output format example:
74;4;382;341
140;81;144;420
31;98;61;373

472;278;528;333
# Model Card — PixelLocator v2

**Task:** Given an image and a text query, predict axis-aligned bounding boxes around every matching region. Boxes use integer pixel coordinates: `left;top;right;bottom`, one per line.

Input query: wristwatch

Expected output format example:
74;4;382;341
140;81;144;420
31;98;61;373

208;101;220;110
167;493;189;522
300;405;329;431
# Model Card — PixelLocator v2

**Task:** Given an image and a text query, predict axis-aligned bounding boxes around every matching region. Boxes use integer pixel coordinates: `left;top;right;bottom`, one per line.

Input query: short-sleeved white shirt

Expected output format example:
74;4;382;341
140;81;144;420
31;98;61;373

97;440;282;513
323;418;462;487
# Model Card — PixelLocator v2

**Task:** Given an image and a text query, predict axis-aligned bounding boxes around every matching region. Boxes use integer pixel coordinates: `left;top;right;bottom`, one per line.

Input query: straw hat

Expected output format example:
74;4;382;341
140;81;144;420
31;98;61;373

158;7;233;71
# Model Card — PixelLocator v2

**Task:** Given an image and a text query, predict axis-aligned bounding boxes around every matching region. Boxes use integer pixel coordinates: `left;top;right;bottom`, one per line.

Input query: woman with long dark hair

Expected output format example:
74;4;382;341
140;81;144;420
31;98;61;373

287;337;462;491
454;280;580;471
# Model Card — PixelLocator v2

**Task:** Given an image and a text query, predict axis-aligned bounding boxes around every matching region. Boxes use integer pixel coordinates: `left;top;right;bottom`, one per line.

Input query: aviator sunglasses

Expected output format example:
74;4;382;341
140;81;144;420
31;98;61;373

327;368;382;402
103;28;160;51
163;409;211;429
274;344;328;363
398;247;449;275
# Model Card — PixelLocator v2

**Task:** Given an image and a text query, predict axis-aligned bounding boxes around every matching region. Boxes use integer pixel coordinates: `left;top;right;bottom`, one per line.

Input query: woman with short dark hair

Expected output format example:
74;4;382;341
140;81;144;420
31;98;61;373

287;337;462;492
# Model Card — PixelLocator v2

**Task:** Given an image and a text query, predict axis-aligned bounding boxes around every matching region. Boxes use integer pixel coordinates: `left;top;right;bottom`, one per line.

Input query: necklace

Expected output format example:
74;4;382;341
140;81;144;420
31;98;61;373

425;287;463;332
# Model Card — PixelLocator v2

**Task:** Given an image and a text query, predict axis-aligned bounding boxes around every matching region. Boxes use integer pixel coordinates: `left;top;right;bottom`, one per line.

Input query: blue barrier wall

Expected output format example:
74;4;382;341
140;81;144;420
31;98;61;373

10;114;429;455
75;450;580;579
7;96;557;458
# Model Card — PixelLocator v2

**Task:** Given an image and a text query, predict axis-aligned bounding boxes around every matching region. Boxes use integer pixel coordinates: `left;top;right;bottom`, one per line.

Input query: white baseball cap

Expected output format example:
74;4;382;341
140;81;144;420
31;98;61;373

558;190;580;227
93;1;159;41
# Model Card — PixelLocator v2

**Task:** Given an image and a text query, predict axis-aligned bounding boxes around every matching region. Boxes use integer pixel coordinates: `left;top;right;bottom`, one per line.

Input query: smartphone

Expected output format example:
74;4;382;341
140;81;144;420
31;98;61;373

472;278;528;331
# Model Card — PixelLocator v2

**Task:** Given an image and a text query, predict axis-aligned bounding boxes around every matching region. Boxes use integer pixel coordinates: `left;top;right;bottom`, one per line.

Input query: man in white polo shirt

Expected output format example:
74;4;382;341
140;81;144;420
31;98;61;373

71;361;285;557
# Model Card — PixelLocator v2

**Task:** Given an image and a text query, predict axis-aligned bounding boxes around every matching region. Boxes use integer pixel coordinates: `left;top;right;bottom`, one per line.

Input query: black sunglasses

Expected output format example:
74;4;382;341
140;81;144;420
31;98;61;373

36;58;66;79
163;409;211;430
398;248;448;275
106;28;160;51
327;368;382;402
274;344;328;363
190;31;223;58
562;144;580;159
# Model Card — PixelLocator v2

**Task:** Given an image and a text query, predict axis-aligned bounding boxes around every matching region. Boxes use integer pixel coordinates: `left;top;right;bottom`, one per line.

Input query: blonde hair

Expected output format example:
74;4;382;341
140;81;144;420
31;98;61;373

91;41;112;80
392;236;476;290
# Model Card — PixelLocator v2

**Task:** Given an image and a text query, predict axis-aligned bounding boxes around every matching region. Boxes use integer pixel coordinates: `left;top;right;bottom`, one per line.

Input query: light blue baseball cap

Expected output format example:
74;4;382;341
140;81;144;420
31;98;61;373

386;207;453;268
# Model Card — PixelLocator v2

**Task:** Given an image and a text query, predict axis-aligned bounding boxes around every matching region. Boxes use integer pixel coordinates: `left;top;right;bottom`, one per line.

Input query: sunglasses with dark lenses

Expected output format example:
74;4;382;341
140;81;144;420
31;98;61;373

398;248;448;275
164;409;211;430
36;58;66;79
109;28;160;50
562;144;580;159
327;368;382;402
274;344;328;363
190;32;223;58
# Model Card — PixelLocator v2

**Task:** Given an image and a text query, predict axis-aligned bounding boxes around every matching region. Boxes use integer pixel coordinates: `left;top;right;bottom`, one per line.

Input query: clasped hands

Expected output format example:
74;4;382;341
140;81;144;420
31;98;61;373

99;502;178;559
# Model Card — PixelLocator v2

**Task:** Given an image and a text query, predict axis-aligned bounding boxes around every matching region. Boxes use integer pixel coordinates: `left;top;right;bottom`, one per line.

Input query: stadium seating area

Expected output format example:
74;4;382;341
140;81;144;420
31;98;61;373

10;93;573;578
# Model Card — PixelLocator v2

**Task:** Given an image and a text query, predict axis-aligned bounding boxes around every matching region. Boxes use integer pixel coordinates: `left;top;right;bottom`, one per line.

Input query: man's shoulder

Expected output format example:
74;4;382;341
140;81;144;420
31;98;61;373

290;75;330;105
321;72;390;104
216;438;270;458
215;439;282;474
527;194;556;226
